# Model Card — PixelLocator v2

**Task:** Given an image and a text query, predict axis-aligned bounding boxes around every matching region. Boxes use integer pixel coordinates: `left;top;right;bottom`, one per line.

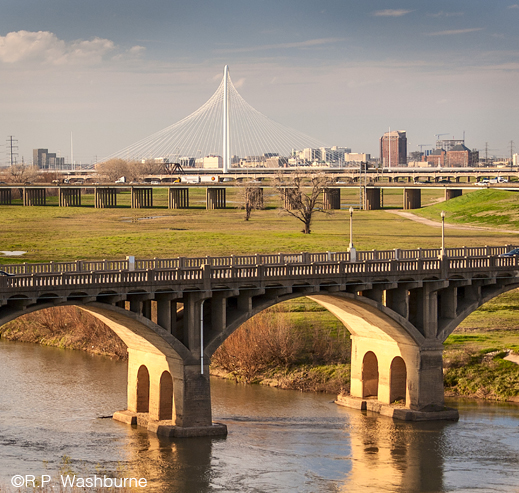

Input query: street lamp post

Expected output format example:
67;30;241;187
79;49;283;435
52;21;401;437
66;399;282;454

348;206;357;262
440;210;446;257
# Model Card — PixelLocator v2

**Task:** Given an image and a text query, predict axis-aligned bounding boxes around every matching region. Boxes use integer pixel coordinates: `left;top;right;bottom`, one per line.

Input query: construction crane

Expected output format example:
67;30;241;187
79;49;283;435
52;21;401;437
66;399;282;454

435;133;449;141
417;144;431;152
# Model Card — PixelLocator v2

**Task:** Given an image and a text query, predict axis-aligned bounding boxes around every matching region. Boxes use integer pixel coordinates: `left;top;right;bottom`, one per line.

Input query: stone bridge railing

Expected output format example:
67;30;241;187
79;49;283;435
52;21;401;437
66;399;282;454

0;245;515;277
1;245;518;292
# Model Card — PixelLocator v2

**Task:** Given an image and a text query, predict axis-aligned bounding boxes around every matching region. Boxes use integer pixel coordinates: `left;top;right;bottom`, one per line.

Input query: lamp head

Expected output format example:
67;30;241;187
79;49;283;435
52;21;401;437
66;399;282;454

441;210;446;219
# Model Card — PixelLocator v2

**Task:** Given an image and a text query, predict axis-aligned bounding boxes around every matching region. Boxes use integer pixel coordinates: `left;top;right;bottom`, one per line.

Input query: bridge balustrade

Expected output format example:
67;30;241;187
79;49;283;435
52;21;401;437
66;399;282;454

231;255;258;266
178;268;203;281
496;256;519;268
154;270;180;282
1;245;517;278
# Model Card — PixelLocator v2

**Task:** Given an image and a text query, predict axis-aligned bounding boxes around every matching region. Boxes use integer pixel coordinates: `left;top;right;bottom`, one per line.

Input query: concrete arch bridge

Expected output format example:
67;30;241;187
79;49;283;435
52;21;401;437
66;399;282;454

0;245;518;436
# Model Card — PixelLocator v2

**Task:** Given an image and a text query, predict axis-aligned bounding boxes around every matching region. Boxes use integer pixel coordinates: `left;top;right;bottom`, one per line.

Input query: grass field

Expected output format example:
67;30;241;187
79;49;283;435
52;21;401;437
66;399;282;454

414;189;519;230
1;187;517;264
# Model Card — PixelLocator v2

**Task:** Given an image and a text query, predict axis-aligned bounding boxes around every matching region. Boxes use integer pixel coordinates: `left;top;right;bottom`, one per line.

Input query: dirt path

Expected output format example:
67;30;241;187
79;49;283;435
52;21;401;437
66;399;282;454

386;210;519;235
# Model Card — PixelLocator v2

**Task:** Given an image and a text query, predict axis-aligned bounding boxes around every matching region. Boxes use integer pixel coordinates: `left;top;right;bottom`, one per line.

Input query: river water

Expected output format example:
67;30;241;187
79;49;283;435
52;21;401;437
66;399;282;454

1;339;519;493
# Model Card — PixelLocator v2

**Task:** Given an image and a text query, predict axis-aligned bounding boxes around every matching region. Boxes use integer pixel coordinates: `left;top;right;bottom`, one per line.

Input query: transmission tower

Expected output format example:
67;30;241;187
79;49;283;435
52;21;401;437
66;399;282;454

6;136;18;166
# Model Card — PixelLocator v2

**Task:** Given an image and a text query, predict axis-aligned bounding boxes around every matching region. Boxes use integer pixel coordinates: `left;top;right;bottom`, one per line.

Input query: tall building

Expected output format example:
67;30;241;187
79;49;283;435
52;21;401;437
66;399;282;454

380;131;407;167
33;148;65;169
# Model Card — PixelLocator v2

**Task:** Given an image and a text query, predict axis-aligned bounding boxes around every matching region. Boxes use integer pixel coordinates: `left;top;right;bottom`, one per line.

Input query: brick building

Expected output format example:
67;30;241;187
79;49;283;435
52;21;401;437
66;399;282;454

444;144;479;167
422;145;479;167
423;149;445;167
380;131;407;167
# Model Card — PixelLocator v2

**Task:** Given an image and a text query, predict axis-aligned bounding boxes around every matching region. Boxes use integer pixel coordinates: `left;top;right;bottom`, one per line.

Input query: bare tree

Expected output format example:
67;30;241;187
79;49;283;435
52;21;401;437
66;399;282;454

5;164;39;183
275;173;331;234
96;158;138;182
238;182;264;221
136;159;163;178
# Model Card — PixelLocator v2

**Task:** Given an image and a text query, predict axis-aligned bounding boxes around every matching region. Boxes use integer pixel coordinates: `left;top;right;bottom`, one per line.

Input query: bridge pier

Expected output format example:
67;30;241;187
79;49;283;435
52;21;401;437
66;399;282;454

23;188;46;206
445;189;462;201
59;188;81;207
282;188;298;209
0;188;11;205
118;349;223;436
169;188;189;209
131;188;153;208
365;188;381;210
348;335;445;410
403;189;421;210
206;188;226;209
95;188;117;208
323;188;341;210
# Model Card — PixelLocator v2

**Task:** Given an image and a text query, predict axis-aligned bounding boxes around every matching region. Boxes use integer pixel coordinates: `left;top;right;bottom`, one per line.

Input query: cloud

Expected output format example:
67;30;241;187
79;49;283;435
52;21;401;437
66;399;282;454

508;4;519;8
426;28;484;36
233;77;246;88
215;37;344;54
372;9;413;17
428;11;464;17
0;30;144;65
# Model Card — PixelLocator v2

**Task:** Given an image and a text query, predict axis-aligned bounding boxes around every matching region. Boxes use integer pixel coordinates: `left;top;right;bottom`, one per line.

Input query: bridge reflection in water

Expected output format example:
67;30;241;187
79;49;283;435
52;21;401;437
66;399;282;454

121;379;452;493
1;245;518;436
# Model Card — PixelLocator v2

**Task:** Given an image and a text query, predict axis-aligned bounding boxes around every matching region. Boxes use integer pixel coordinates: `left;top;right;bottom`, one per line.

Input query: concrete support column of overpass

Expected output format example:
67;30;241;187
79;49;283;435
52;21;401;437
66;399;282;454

282;188;298;209
323;188;341;210
365;188;381;210
128;293;154;317
95;188;117;208
131;188;153;208
403;188;421;210
59;188;81;207
155;293;175;334
206;188;226;209
445;189;462;201
0;188;12;205
23;188;46;206
169;188;189;209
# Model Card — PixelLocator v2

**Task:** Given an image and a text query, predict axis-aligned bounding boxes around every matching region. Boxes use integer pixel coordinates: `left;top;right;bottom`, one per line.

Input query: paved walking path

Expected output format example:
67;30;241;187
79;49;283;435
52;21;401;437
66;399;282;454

386;210;519;235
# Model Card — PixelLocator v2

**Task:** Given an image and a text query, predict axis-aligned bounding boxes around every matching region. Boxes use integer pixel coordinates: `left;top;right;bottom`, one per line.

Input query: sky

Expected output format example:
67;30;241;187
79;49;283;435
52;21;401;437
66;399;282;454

0;0;518;165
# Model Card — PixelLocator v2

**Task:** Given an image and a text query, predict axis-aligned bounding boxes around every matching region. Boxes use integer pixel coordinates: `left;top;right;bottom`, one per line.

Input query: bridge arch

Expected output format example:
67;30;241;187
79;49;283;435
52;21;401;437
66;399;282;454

205;290;432;410
437;282;519;342
0;301;211;429
206;291;424;357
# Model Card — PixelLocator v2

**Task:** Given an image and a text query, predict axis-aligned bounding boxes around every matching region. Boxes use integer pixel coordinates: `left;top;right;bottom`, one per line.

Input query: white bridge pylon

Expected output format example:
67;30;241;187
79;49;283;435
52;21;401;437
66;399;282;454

104;66;326;172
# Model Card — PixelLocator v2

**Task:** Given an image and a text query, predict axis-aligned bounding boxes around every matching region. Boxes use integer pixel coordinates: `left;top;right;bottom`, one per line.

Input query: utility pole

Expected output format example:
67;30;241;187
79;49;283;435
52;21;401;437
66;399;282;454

510;140;515;171
485;142;489;165
6;136;18;167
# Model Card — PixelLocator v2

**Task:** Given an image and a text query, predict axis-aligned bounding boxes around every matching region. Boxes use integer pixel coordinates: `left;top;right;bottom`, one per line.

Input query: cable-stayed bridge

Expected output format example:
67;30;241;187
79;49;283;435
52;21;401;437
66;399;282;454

104;66;326;173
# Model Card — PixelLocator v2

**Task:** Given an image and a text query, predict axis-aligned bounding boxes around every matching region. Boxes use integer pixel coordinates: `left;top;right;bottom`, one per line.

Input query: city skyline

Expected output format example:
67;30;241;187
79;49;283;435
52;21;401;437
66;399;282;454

0;1;518;165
